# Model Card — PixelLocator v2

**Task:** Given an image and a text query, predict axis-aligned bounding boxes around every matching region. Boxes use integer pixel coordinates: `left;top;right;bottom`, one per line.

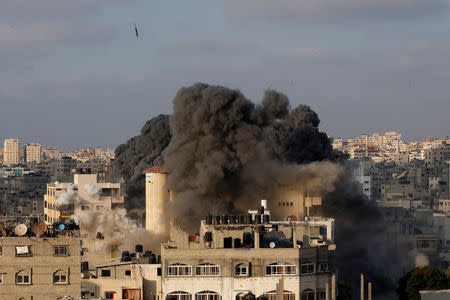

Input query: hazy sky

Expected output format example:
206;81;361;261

1;0;449;151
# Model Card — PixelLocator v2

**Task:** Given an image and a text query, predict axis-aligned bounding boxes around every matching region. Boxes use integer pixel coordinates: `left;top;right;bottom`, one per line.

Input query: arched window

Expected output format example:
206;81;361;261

15;271;31;285
196;291;220;300
167;263;192;276
167;291;191;300
195;263;220;276
265;262;296;275
300;289;314;300
264;290;295;300
235;263;248;276
53;269;69;284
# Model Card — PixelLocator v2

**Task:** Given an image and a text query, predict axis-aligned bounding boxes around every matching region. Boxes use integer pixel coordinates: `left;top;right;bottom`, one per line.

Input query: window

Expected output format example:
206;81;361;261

290;202;293;206
101;269;111;277
16;273;31;285
196;291;220;300
96;205;104;210
105;291;114;299
54;245;68;256
300;289;314;300
167;291;191;300
81;205;89;211
318;263;328;273
125;270;131;276
195;264;220;276
54;272;68;284
0;246;2;255
266;262;296;275
264;290;295;300
235;263;248;276
167;264;192;276
15;245;32;257
300;263;315;275
0;274;3;284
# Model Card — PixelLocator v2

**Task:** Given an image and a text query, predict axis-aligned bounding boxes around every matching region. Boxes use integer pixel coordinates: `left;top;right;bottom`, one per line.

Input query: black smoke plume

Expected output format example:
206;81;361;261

114;114;171;218
162;83;325;228
115;83;410;298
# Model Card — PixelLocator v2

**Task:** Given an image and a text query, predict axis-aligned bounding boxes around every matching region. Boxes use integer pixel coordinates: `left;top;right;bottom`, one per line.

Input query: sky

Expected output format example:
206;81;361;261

1;0;449;151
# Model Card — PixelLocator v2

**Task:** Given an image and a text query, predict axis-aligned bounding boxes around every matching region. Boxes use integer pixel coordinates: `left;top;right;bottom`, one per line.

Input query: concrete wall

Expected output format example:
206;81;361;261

0;236;81;300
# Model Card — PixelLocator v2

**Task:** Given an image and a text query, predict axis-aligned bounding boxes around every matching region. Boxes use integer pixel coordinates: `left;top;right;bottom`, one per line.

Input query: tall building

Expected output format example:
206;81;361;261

145;166;171;236
42;146;61;160
3;138;20;165
25;142;41;163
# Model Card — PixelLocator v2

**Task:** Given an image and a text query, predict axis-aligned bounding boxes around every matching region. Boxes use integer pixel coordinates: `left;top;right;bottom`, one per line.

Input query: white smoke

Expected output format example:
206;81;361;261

83;183;102;199
76;207;164;254
58;185;78;205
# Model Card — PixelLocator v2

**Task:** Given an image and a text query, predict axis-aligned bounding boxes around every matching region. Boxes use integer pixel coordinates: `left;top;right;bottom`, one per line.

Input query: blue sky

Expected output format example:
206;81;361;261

1;0;449;150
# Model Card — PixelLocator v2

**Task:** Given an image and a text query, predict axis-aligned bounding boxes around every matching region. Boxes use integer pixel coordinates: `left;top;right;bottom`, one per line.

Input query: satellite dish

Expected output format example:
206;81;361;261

38;222;47;235
14;224;27;236
59;223;65;230
269;242;275;248
0;225;6;237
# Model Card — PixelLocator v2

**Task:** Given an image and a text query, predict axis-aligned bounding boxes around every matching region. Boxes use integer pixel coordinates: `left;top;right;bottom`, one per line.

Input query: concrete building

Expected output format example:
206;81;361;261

25;142;41;163
0;223;81;299
354;162;371;200
420;290;450;300
145;166;171;236
162;202;336;300
3;138;20;165
43;173;125;268
82;258;161;299
424;145;450;164
42;146;62;160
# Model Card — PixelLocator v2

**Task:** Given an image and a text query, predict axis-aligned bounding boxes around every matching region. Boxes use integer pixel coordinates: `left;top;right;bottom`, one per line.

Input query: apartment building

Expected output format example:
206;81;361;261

25;143;42;163
0;226;81;299
3;138;20;165
82;258;161;299
43;173;125;268
162;203;336;300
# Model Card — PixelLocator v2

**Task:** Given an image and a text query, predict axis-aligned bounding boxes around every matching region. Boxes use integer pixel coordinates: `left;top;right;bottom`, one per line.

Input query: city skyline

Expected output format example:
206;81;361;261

1;1;450;150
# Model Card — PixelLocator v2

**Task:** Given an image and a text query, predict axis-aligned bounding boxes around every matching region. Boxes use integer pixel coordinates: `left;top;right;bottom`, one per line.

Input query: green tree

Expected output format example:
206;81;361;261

397;266;450;300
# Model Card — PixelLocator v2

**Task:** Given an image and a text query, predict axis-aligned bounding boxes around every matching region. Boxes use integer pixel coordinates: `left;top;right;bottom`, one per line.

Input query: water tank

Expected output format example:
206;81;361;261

255;214;261;224
135;244;143;253
261;199;268;209
247;214;253;224
257;205;265;215
243;232;253;247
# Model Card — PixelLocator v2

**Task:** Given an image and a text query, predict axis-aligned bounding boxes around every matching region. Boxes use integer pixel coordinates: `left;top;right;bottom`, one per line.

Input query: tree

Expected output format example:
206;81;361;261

397;266;450;300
